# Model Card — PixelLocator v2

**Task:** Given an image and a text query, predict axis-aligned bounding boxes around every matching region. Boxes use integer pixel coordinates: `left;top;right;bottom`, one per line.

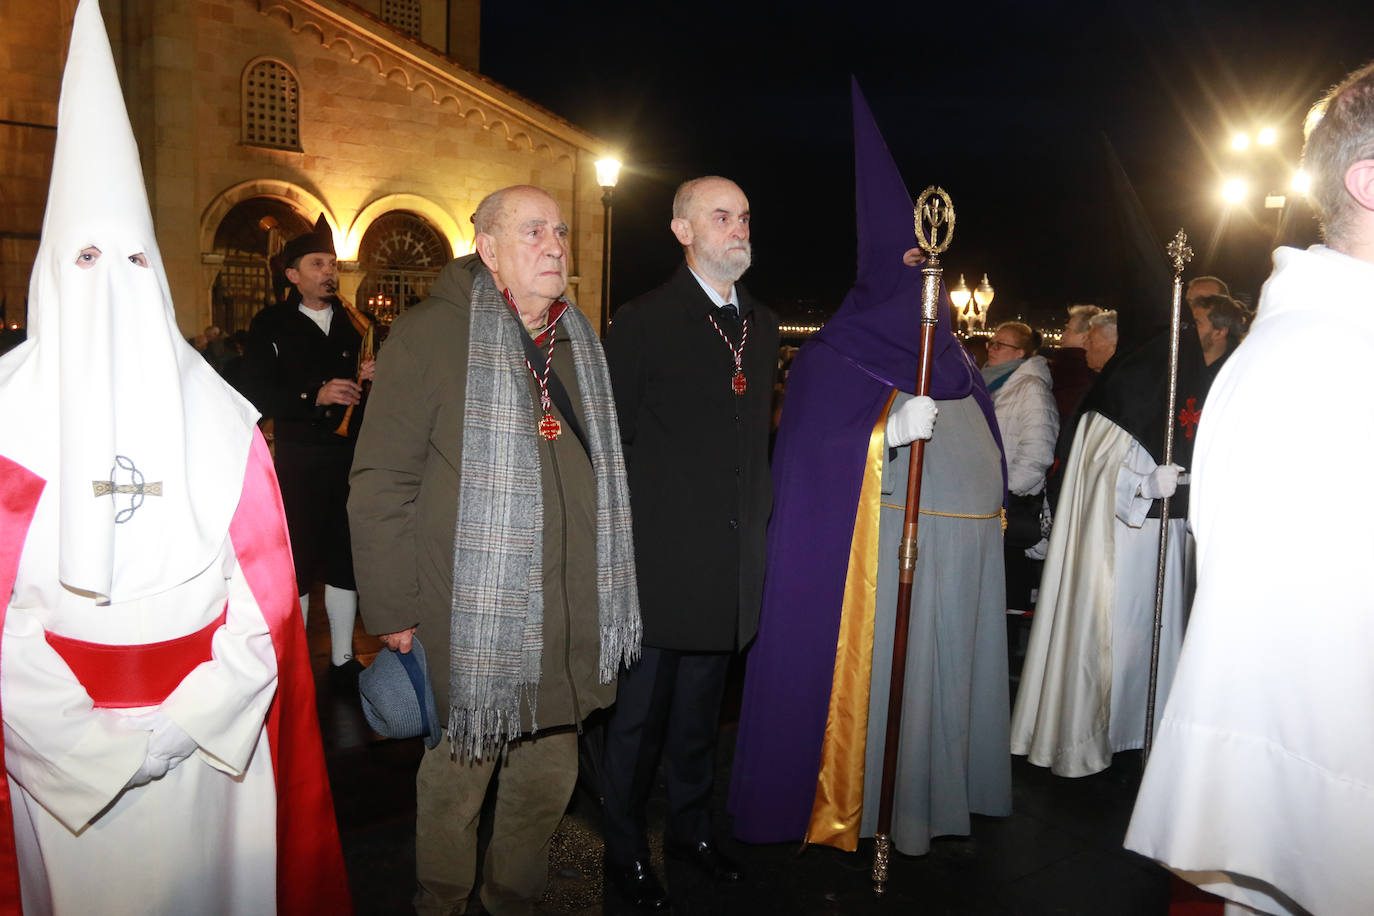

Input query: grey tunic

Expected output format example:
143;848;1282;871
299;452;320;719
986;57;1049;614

860;394;1013;854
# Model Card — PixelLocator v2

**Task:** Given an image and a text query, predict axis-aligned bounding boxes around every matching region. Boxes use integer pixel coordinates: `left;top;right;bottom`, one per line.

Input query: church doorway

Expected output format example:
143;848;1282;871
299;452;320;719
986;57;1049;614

210;197;311;333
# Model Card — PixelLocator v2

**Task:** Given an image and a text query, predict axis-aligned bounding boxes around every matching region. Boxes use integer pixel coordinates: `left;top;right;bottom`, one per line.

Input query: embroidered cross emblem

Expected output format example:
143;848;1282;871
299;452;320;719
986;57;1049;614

92;455;162;524
1178;397;1202;440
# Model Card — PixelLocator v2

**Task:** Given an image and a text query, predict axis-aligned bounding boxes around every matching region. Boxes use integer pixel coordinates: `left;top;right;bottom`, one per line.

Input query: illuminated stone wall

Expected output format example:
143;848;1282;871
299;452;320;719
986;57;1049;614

0;0;609;335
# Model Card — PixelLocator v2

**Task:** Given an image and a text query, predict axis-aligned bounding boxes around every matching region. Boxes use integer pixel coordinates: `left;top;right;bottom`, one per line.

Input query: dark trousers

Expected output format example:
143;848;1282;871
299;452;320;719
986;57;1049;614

275;439;356;591
601;646;731;865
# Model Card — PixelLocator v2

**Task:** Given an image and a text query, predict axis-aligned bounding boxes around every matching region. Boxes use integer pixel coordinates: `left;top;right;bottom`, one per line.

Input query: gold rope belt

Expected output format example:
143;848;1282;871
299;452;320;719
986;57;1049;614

880;504;1008;532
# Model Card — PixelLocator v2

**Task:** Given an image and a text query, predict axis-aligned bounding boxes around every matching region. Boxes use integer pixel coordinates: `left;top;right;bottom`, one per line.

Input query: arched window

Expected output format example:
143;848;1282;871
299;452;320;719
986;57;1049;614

210;198;312;332
381;0;421;38
242;59;300;150
358;211;451;318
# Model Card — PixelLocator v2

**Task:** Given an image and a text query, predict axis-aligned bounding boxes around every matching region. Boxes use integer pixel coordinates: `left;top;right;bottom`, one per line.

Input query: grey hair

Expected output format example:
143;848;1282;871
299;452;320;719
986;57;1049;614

472;185;551;237
1065;304;1101;335
672;176;734;219
1302;60;1374;246
1088;310;1118;335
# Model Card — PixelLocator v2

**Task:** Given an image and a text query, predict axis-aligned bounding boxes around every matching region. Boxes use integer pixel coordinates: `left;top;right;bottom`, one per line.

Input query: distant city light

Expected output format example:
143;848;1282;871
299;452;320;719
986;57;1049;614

1256;127;1277;146
1231;133;1250;151
1221;179;1247;204
1291;169;1312;194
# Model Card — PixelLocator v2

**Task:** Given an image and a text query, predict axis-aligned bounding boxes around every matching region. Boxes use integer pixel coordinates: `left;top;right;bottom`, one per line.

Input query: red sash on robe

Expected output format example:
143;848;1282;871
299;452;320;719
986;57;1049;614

45;609;226;708
0;430;353;914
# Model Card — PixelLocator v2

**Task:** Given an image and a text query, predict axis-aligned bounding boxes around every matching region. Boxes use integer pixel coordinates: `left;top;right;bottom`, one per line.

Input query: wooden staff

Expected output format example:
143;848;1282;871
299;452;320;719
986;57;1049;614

1143;229;1193;758
332;299;376;437
873;187;955;897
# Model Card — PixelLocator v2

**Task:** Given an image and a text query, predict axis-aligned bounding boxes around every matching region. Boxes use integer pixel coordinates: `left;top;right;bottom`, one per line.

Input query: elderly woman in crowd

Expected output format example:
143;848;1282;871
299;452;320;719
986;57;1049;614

982;321;1059;610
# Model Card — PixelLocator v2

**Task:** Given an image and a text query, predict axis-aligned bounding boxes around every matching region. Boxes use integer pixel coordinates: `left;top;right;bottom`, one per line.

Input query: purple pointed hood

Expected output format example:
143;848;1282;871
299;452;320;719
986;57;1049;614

814;79;984;403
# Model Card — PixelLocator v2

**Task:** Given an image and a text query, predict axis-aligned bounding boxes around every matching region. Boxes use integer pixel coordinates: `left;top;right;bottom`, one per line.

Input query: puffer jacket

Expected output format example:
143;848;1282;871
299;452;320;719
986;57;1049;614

991;355;1059;495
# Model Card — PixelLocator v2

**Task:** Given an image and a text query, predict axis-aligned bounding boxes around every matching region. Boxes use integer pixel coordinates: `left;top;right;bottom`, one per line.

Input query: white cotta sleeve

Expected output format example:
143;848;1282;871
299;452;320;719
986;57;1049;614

2;606;150;832
156;554;278;778
1115;436;1159;528
2;552;278;832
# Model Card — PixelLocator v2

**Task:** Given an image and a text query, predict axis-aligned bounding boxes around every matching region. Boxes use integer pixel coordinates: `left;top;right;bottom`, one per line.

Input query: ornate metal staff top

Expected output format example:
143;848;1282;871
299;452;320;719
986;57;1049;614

1167;229;1194;280
914;187;955;261
913;187;955;327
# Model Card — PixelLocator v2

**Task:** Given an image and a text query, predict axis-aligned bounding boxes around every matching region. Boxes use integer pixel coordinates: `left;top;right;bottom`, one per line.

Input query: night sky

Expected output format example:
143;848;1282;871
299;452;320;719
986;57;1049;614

482;0;1374;327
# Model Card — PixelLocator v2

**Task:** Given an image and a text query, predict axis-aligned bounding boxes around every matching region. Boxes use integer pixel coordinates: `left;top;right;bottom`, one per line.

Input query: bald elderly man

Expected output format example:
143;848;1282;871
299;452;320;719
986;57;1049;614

350;185;639;915
601;176;780;907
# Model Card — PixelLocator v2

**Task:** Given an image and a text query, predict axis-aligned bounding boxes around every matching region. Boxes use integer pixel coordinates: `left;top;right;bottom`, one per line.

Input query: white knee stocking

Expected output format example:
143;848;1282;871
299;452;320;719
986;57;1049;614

324;584;358;666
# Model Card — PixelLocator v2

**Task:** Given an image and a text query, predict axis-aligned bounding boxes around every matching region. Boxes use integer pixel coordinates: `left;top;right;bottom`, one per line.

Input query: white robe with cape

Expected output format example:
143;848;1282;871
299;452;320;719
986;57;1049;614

1010;412;1190;777
1126;245;1374;916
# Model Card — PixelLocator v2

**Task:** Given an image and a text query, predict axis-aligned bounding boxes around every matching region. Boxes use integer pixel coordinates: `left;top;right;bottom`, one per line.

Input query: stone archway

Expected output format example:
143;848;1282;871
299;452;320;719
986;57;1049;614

200;180;335;331
208;198;311;333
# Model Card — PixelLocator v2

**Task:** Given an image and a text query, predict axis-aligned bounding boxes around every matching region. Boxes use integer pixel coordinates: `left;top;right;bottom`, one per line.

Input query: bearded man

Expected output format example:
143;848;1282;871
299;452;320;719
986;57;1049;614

600;176;780;907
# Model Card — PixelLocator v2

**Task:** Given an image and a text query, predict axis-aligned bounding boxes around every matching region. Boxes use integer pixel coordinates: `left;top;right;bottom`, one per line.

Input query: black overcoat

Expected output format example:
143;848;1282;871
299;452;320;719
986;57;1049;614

240;298;365;447
605;264;779;651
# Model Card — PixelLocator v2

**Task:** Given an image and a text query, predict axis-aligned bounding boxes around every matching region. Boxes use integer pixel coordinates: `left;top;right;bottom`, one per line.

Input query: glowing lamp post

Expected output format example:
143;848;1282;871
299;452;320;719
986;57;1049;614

948;274;972;334
946;272;993;335
974;274;995;326
595;157;621;337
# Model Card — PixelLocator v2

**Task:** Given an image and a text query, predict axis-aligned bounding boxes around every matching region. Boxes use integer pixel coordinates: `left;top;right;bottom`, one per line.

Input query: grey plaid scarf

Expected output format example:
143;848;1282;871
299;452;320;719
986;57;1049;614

449;269;640;759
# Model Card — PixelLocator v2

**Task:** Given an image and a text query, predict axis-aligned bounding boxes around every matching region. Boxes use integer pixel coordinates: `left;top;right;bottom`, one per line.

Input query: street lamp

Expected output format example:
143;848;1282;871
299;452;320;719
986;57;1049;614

1221;178;1247;204
595;157;621;337
946;272;994;335
974;273;995;322
948;273;973;334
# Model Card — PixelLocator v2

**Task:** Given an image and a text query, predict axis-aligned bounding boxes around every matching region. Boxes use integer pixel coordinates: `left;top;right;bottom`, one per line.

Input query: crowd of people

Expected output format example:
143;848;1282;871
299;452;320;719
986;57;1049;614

3;4;1373;915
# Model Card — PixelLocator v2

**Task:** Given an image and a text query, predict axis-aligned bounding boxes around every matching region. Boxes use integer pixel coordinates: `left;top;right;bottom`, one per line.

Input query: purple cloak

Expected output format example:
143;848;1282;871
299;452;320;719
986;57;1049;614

728;79;1003;844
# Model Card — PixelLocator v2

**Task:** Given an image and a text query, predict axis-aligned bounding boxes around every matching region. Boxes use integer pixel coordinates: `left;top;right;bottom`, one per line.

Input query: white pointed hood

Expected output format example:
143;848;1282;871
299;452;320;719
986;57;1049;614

0;0;257;604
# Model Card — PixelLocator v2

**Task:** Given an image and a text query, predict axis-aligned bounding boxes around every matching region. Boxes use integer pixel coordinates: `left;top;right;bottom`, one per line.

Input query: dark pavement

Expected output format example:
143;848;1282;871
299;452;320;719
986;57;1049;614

311;613;1170;915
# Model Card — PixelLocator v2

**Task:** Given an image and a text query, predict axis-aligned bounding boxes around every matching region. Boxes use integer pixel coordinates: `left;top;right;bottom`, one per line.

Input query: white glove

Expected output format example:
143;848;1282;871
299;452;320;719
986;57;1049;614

122;712;198;789
1139;464;1184;500
886;396;938;447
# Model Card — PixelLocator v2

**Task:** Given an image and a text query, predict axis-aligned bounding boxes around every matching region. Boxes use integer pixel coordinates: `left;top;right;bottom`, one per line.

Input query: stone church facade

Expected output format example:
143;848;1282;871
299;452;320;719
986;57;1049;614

0;0;614;335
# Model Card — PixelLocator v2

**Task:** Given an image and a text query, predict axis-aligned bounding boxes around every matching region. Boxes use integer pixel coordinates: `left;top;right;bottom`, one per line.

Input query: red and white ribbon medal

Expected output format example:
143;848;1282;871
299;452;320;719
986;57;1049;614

526;328;561;441
708;310;750;397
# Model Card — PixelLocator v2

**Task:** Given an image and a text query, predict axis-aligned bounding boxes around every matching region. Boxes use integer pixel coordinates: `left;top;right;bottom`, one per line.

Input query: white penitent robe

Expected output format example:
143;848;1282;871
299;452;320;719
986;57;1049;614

1126;245;1374;916
4;522;279;915
1010;412;1190;777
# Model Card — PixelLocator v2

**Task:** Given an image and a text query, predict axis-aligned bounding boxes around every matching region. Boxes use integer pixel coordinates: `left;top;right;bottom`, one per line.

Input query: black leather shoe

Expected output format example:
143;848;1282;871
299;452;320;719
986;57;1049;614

605;859;669;909
328;657;363;693
665;839;744;881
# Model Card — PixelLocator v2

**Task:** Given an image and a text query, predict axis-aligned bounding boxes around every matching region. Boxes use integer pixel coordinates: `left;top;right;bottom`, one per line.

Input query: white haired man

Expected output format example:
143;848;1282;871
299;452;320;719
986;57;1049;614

350;185;640;914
